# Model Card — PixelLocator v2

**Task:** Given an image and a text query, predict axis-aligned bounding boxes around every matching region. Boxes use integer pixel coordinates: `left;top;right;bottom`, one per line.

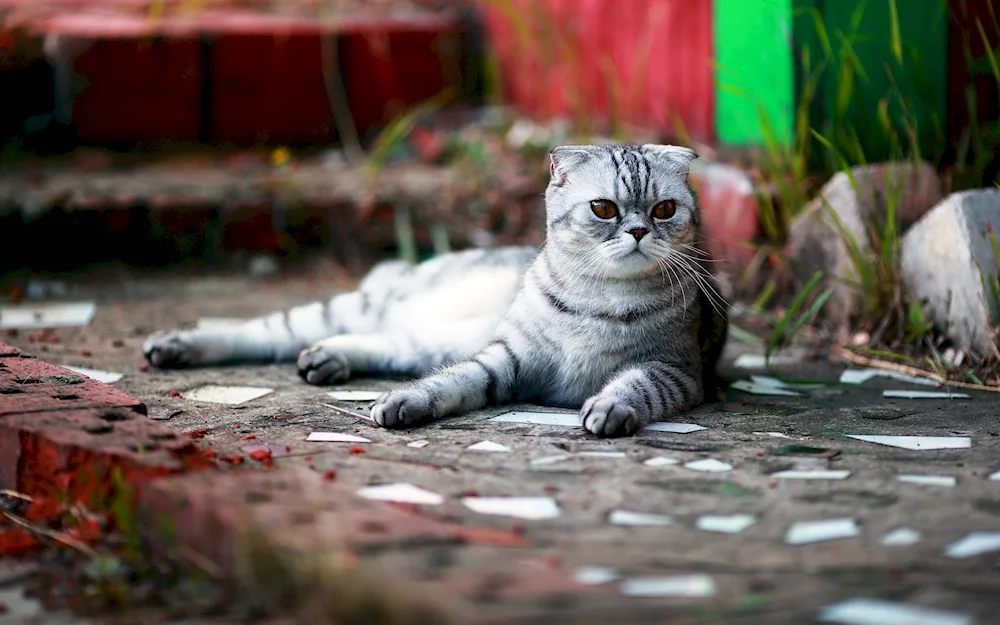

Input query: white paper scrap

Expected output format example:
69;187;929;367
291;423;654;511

696;514;756;534
643;456;681;467
573;566;619;586
326;390;382;402
620;574;716;598
357;483;443;506
531;455;570;466
609;509;672;527
896;474;957;487
731;379;801;397
990;471;1000;482
839;368;941;387
642;422;707;434
847;435;971;451
0;301;96;329
182;385;273;405
881;527;921;547
462;496;561;520
195;317;247;329
785;518;860;545
407;440;430;449
944;532;1000;559
771;470;851;480
62;366;124;384
577;451;627;459
883;390;970;399
490;411;579;427
306;432;371;443
751;375;825;390
733;353;802;369
756;431;793;439
749;375;792;388
817;598;971;625
467;440;511;452
684;458;733;473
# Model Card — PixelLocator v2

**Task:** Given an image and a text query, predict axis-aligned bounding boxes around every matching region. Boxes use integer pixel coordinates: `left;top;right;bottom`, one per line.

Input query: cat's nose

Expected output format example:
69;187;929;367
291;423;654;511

629;228;649;241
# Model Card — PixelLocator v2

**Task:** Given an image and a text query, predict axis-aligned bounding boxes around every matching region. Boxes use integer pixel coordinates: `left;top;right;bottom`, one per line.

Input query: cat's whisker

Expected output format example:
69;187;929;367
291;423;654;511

668;253;728;318
641;241;683;309
675;243;711;257
656;256;687;310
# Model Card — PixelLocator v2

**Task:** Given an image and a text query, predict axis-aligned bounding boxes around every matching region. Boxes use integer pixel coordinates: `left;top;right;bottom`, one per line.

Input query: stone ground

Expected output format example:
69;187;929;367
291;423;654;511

4;263;1000;624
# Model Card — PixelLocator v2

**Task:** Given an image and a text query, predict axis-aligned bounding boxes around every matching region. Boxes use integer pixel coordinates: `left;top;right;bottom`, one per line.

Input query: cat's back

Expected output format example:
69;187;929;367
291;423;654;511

364;246;538;329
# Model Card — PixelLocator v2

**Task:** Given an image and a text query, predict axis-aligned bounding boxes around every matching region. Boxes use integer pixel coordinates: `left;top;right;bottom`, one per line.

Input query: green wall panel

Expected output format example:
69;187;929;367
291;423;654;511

806;0;949;161
714;0;795;146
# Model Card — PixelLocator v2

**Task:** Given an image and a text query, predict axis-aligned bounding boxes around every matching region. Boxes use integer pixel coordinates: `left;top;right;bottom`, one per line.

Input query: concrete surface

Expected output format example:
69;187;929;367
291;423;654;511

3;266;1000;624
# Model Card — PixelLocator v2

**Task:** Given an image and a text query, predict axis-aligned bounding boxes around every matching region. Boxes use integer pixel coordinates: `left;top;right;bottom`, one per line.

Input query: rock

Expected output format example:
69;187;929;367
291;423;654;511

689;160;760;271
901;189;1000;358
788;161;942;334
247;253;281;278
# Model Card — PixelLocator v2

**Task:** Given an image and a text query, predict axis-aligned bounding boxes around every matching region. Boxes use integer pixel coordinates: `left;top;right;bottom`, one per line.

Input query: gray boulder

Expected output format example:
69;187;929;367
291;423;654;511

788;162;942;336
901;189;1000;359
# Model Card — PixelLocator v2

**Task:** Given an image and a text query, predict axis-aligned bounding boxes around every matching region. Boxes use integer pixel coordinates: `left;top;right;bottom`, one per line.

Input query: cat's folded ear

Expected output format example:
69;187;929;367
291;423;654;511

549;145;597;184
640;144;699;171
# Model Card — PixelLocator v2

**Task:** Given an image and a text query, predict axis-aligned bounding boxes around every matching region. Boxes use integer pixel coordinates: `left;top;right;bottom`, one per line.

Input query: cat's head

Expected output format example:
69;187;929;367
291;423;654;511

544;144;700;278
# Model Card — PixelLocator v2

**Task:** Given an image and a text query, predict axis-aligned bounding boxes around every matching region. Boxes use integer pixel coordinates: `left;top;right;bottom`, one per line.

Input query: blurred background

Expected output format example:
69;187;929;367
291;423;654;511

0;0;997;285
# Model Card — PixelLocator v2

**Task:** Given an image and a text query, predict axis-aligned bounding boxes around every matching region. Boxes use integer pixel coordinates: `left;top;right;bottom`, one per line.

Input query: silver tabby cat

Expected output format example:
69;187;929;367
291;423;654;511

143;144;728;437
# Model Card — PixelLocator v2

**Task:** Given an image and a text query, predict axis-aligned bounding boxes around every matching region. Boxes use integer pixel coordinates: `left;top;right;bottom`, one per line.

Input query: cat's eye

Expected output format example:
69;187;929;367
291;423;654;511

590;199;619;219
651;200;676;220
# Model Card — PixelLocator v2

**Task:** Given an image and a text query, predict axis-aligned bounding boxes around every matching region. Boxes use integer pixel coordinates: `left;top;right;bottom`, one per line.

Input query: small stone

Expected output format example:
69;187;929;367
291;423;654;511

881;527;921;546
689;159;759;269
247;254;281;278
901;189;1000;358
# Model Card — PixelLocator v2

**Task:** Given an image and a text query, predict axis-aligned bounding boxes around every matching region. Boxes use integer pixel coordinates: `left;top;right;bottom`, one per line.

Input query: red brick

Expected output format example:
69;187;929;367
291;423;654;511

0;408;213;503
138;469;459;571
0;357;145;416
72;38;204;144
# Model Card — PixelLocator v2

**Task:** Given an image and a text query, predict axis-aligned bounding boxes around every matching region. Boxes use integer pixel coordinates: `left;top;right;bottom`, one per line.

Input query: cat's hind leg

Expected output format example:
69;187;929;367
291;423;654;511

296;314;494;385
370;339;519;428
296;333;417;385
143;291;367;368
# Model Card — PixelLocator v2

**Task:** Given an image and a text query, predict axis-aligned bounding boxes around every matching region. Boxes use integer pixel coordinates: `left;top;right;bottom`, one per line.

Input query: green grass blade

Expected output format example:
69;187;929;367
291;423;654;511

977;19;1000;85
888;0;903;66
786;286;835;340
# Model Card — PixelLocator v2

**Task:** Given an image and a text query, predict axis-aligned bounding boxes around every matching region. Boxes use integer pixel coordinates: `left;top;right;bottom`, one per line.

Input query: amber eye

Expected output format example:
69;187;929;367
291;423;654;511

590;199;619;219
651;200;676;220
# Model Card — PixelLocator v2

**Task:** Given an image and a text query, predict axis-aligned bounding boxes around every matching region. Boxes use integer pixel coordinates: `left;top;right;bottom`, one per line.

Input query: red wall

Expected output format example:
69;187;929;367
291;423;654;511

481;0;715;142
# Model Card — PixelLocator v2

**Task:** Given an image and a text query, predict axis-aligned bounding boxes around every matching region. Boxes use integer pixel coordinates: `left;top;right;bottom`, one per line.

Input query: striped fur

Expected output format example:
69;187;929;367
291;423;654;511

143;144;728;437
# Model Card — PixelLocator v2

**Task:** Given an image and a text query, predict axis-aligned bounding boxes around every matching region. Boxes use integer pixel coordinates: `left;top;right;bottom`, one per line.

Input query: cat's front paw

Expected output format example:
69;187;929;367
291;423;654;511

580;395;638;437
143;330;198;369
371;387;435;429
297;345;351;385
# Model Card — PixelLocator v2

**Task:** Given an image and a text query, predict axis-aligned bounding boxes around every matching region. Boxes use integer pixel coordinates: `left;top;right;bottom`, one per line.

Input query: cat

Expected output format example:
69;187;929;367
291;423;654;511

143;143;728;437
